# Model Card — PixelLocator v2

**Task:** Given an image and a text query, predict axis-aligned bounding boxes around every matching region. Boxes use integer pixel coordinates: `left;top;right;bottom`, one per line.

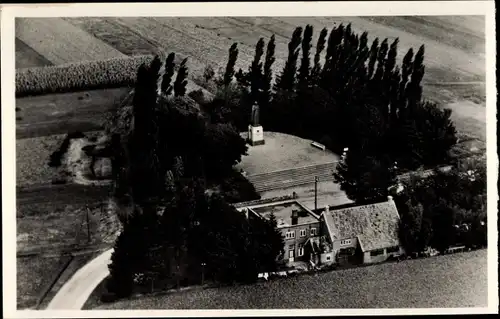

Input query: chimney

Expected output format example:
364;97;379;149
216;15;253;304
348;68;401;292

387;195;394;202
324;205;330;214
291;209;299;225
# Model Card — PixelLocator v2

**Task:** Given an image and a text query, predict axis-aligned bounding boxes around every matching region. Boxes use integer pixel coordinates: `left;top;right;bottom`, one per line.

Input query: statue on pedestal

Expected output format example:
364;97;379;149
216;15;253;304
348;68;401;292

248;103;265;146
251;103;260;127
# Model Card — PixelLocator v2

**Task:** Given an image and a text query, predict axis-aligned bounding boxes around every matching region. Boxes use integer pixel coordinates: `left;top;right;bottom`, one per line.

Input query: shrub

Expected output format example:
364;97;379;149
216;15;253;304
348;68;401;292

16;55;156;97
218;170;261;203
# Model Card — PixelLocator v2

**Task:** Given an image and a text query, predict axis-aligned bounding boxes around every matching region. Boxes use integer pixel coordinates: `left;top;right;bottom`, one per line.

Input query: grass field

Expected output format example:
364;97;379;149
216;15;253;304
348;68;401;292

94;249;487;309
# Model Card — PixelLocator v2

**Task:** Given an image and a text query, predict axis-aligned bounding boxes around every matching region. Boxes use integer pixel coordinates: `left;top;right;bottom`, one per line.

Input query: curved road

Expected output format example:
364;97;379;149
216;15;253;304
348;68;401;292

46;249;113;310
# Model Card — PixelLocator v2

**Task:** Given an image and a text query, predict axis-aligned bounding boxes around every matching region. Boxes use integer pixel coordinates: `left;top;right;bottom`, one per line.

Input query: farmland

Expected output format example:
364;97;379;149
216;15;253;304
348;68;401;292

94;249;488;309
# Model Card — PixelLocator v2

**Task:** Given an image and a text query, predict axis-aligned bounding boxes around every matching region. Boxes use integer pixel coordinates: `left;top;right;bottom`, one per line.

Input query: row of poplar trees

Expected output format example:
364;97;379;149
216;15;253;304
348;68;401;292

209;23;457;203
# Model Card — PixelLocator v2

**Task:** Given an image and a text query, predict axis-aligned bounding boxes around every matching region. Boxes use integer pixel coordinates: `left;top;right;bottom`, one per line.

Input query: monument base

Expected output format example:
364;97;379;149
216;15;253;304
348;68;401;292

248;125;265;146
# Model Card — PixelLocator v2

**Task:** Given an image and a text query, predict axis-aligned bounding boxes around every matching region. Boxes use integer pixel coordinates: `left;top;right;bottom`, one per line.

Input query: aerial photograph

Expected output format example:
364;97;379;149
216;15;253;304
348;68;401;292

11;11;491;312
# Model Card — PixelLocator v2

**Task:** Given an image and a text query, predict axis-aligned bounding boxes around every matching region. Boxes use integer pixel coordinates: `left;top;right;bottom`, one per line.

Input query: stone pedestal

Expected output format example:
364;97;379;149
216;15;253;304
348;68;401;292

248;125;265;146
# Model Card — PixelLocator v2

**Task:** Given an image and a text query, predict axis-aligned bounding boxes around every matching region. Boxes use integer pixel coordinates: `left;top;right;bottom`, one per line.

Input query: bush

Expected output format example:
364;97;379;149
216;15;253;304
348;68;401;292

218;170;261;203
16;55;156;97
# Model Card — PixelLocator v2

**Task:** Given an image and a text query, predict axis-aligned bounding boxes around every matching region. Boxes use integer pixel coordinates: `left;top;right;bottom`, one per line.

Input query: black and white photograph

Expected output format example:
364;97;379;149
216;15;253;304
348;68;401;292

1;1;497;317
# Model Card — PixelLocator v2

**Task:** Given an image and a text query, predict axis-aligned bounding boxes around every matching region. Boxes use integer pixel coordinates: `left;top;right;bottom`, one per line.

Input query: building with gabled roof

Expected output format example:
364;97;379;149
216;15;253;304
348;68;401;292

236;195;404;269
319;196;404;265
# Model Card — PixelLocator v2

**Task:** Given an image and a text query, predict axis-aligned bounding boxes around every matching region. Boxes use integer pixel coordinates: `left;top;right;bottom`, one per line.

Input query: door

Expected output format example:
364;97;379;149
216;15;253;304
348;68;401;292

289;249;295;262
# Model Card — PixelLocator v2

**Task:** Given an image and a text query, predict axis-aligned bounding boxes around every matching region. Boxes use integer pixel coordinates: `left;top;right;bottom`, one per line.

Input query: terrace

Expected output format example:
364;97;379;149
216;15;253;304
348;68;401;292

250;200;319;227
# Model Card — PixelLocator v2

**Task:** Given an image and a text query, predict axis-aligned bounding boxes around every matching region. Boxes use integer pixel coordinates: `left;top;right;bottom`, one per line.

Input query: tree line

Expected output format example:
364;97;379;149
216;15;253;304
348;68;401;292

395;158;487;254
103;55;283;301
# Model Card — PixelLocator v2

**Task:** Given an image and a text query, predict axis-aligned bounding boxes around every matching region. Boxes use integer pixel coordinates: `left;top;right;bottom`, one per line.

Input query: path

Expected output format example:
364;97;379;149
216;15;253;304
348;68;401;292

46;249;113;310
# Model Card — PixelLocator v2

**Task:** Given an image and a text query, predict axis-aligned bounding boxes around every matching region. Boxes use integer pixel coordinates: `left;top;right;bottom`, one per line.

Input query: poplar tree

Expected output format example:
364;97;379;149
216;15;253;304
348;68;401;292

174;58;188;97
310;27;328;85
261;35;276;108
385;38;399;82
223;43;239;88
275;26;303;91
249;38;265;104
406;45;425;112
367;37;379;79
399;48;414;113
162;52;176;96
321;24;344;91
298;24;313;89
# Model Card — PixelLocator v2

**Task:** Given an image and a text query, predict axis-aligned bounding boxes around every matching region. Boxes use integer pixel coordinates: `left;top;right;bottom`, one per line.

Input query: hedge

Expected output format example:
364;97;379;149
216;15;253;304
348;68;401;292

16;55;156;97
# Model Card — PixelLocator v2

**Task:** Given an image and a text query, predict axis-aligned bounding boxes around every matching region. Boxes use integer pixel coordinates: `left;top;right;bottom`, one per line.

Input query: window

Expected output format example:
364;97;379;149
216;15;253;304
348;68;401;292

289;244;295;250
340;239;352;246
285;231;295;239
289;250;295;259
326;255;331;261
387;246;400;254
300;229;307;237
310;228;317;236
298;244;304;256
370;249;385;257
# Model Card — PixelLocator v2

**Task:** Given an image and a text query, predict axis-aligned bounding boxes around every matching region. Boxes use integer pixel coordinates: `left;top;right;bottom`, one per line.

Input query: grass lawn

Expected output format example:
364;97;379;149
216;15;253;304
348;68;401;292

94;249;487;309
17;255;72;309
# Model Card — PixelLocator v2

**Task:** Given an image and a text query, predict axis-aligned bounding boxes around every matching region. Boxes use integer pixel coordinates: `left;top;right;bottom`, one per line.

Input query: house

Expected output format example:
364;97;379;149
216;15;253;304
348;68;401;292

236;199;321;265
318;196;404;265
236;195;404;269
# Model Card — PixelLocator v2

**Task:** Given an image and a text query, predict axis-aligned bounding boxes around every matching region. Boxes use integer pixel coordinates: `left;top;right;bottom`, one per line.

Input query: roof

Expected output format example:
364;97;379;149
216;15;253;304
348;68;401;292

322;199;401;252
244;200;320;228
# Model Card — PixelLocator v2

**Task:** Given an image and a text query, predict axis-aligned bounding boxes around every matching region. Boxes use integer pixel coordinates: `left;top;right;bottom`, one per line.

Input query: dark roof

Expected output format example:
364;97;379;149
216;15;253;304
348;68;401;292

322;199;401;252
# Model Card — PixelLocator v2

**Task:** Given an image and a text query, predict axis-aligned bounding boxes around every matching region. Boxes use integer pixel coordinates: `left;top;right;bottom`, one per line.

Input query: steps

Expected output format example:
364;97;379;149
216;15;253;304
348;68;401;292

246;162;338;192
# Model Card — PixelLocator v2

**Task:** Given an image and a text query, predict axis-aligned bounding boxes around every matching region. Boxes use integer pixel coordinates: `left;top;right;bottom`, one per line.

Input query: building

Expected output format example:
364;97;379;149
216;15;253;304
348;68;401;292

237;199;321;265
236;195;404;269
319;196;404;265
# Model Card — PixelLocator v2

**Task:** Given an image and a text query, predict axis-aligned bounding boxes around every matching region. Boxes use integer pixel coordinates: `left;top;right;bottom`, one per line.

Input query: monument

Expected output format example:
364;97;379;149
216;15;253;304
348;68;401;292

248;103;265;146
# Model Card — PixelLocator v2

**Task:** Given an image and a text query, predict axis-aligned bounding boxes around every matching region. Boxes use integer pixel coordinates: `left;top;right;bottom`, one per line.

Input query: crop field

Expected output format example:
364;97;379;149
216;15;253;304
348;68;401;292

96;249;487;309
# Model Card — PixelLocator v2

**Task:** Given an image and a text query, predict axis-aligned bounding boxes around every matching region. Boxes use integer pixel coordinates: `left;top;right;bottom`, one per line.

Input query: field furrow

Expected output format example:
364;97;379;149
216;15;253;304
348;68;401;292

16;18;126;64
